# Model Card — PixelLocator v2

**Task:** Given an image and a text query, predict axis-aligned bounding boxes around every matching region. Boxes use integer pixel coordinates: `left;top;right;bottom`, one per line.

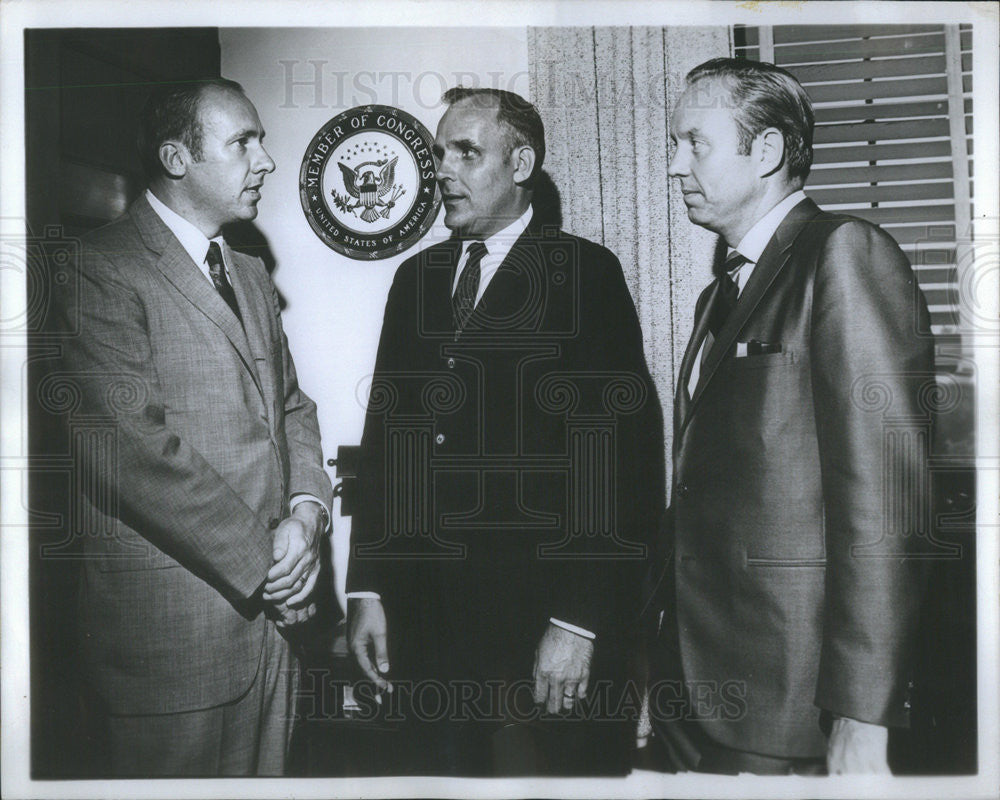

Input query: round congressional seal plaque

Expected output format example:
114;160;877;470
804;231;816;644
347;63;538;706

299;105;441;260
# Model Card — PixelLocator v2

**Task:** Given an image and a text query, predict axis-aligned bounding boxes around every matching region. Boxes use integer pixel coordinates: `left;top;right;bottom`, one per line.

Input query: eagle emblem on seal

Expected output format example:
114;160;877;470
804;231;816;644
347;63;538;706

300;104;441;259
332;156;404;223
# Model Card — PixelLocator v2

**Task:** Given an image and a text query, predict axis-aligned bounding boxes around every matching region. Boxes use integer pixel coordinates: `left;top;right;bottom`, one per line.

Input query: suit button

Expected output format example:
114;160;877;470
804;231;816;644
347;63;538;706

446;357;456;369
269;517;280;529
676;482;689;497
435;433;445;445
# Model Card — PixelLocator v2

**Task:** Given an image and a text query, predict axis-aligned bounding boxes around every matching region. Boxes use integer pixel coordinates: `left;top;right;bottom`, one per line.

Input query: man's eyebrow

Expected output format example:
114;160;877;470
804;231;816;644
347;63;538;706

432;138;480;158
228;127;262;142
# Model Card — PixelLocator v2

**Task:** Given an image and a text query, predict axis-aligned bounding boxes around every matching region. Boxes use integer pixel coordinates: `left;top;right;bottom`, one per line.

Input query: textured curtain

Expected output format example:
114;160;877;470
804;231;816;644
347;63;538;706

528;26;731;482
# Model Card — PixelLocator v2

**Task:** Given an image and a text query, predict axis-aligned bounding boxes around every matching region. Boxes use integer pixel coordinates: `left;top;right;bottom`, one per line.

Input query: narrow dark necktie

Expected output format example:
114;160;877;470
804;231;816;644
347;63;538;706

205;241;243;325
707;250;748;337
452;241;487;330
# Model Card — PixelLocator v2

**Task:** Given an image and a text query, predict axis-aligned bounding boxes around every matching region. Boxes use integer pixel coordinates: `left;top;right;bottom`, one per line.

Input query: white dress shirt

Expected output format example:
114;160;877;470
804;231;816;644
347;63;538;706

145;189;330;527
687;190;807;396
450;205;533;303
729;190;808;284
146;189;229;283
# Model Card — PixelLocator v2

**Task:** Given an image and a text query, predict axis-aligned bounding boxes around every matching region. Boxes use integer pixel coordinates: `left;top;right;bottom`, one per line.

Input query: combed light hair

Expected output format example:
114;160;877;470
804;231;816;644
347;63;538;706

687;57;814;184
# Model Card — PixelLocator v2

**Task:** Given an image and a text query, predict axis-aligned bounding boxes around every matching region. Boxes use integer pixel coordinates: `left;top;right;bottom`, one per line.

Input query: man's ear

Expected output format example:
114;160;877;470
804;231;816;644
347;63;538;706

158;141;189;179
755;128;786;179
511;145;536;186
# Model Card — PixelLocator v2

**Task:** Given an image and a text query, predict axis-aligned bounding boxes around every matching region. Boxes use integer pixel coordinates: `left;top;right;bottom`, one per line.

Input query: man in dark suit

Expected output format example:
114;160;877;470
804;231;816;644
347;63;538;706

347;87;664;775
52;79;333;775
644;58;933;775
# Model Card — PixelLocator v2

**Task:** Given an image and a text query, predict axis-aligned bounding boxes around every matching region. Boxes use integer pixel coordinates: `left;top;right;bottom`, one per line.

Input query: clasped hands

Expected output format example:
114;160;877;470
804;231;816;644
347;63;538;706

262;501;326;628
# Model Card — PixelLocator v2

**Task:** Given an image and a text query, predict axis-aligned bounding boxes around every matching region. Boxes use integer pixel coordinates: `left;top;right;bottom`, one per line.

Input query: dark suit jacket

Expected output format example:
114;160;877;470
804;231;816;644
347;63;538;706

347;215;665;684
53;195;333;714
647;197;934;758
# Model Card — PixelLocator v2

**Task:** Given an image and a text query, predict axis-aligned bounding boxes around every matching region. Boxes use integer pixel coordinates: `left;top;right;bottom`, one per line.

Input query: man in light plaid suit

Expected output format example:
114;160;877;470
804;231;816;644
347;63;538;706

53;78;333;776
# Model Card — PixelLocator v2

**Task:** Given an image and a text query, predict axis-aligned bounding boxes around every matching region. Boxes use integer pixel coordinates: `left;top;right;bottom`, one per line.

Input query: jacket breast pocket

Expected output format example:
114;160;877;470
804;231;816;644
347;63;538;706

741;526;826;570
730;349;796;372
745;554;826;568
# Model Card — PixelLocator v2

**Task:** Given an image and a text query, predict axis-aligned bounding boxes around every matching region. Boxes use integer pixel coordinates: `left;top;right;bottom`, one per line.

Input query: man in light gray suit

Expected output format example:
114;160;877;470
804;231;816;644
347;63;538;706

644;58;931;776
53;78;333;776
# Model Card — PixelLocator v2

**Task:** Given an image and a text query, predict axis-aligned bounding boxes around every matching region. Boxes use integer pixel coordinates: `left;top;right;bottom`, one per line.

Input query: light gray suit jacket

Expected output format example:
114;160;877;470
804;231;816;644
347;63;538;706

648;198;933;758
55;194;332;714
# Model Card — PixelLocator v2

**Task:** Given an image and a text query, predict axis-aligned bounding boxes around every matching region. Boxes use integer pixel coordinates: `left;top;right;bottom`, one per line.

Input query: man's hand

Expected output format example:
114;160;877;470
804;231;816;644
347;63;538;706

270;599;317;629
533;623;594;714
263;501;325;606
827;717;891;774
348;597;392;692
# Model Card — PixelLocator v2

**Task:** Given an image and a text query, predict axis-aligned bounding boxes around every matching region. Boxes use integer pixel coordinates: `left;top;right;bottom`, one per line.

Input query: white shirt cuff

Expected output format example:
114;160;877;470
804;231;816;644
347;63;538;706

346;592;381;600
549;617;596;640
289;494;331;531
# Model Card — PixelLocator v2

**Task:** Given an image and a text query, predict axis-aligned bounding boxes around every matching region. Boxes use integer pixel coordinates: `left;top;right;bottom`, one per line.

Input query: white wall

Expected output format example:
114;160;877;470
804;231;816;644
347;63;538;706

220;28;529;603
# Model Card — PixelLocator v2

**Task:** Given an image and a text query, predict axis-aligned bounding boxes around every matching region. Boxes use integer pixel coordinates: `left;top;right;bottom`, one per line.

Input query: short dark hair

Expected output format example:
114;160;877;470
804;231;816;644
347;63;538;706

686;57;814;184
137;77;245;179
442;87;546;185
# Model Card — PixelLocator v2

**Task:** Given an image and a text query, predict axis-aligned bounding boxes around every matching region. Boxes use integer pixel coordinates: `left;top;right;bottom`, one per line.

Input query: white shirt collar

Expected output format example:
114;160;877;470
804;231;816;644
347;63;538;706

687;191;807;395
453;205;533;301
459;205;532;263
732;190;807;264
145;189;226;281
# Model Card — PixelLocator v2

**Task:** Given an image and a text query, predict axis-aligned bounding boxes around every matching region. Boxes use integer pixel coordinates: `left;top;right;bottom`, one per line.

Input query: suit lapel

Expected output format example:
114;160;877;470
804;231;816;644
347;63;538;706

675;282;717;437
130;196;264;401
423;238;462;334
226;248;268;381
226;250;265;352
467;224;540;329
682;197;822;432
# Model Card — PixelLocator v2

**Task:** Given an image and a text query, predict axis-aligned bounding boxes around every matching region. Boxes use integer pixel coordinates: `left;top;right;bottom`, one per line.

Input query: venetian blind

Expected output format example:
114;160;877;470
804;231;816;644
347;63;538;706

734;24;973;371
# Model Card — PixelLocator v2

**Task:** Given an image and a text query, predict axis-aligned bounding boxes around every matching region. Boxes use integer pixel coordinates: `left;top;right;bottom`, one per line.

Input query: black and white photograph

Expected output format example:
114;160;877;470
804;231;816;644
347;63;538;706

2;1;997;797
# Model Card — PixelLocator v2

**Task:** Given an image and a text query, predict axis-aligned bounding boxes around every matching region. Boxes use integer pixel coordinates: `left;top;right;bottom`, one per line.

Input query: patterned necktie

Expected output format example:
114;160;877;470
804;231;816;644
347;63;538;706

707;250;748;337
452;241;487;330
206;241;243;324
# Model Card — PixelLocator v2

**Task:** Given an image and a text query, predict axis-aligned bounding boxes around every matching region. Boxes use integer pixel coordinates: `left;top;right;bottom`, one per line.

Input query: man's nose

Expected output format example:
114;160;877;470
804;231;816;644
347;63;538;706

667;147;686;178
255;144;276;174
435;153;454;183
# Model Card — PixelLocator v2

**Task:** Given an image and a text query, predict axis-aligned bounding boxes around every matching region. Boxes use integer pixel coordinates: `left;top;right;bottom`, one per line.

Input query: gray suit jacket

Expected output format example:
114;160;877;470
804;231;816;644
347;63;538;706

54;195;332;714
648;198;933;758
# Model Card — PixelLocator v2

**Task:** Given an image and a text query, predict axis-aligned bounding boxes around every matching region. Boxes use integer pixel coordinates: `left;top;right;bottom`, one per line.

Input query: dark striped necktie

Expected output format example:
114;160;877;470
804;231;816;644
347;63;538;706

452;241;487;330
707;250;748;337
206;241;243;324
